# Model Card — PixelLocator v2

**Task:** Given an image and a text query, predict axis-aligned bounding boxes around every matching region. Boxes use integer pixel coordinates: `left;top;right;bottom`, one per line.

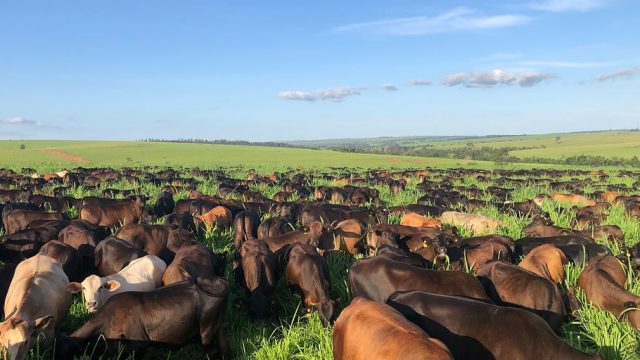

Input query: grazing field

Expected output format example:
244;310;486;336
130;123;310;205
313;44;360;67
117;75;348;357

1;162;640;360
289;130;640;160
0;140;497;170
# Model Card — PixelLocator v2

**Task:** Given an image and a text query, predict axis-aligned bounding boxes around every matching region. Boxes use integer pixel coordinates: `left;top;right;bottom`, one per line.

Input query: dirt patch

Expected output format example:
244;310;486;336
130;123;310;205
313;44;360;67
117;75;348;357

42;149;88;164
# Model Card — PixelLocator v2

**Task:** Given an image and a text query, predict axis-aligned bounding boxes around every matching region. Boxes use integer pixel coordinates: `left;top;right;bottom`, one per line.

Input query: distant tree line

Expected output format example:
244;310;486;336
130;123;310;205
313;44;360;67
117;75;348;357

328;144;640;167
139;138;300;148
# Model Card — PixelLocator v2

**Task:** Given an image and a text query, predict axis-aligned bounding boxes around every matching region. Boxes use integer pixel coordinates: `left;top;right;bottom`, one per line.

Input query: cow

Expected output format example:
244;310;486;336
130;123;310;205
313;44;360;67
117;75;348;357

154;191;175;217
80;196;146;227
57;276;229;359
519;244;567;283
94;236;147;276
238;238;278;319
195;206;232;231
68;255;166;313
257;216;293;241
263;221;327;253
578;255;640;329
0;254;72;360
115;223;179;263
233;210;260;250
522;218;566;237
476;260;568;332
39;240;83;282
400;212;443;229
281;243;335;325
348;256;490;304
376;245;429;268
447;235;515;272
319;219;364;254
2;209;67;235
333;297;453;360
440;211;502;235
387;291;603;360
162;243;227;285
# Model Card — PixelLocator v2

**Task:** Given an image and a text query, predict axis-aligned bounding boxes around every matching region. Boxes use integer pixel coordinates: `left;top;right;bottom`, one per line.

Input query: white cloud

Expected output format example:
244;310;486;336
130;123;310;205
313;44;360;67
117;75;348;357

515;60;616;68
441;73;468;87
529;0;610;12
408;79;432;86
382;84;398;91
596;67;640;81
333;7;529;36
1;117;40;125
441;69;556;88
278;87;364;102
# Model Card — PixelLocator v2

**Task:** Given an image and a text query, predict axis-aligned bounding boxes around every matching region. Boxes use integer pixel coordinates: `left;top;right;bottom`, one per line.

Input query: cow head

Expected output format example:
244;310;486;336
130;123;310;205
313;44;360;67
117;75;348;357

621;301;640;329
68;275;121;313
0;315;53;360
434;233;454;260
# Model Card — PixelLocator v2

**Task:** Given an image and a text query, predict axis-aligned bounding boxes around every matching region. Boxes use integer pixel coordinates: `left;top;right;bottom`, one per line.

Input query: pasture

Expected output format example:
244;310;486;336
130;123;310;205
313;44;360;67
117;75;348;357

0;161;640;360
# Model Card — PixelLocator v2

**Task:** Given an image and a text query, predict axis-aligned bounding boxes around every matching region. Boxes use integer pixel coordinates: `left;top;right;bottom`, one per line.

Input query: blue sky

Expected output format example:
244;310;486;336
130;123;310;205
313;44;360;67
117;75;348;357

0;0;638;141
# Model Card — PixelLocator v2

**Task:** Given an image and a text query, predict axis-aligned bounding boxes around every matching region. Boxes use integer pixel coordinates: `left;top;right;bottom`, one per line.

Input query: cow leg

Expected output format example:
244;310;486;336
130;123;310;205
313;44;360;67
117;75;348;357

201;324;227;359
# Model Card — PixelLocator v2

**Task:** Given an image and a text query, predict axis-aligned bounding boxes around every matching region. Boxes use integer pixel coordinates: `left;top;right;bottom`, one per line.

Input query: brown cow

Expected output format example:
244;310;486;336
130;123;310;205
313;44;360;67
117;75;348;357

578;255;640;329
263;221;326;253
477;260;568;332
348;256;490;304
80;196;146;227
162;243;227;285
3;209;67;235
400;212;443;229
333;297;453;360
388;291;603;360
319;219;364;254
281;243;335;325
239;239;278;319
519;244;567;283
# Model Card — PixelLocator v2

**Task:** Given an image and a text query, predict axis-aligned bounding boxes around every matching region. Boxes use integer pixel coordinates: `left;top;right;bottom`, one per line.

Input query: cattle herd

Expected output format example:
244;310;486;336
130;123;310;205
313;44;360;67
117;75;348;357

0;166;639;359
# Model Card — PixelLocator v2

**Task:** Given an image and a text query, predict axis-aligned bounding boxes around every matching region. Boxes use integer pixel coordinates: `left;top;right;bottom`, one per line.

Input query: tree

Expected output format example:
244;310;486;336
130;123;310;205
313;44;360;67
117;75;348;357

555;136;561;142
19;144;25;150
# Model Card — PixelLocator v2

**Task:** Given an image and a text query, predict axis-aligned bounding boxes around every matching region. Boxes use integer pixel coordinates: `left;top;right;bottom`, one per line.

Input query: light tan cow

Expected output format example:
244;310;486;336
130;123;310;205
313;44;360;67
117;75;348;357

400;212;443;229
550;193;596;207
440;211;502;236
195;206;232;230
0;254;71;360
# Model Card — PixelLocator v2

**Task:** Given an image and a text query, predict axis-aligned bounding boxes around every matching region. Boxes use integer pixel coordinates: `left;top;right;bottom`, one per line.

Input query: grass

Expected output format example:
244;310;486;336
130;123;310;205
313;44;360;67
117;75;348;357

2;165;640;360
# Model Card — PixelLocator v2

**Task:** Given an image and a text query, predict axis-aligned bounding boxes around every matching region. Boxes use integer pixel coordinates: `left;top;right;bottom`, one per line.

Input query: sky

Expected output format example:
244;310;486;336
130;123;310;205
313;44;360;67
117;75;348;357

0;0;638;141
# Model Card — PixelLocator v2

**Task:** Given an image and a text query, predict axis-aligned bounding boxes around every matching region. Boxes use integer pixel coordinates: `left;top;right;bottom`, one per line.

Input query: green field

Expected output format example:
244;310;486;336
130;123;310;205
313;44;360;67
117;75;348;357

0;140;544;171
288;130;640;161
2;136;636;172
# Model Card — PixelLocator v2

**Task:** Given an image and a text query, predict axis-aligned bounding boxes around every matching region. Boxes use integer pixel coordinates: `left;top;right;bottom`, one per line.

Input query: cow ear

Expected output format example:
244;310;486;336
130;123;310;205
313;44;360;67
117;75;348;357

34;315;54;331
67;282;83;293
104;279;121;291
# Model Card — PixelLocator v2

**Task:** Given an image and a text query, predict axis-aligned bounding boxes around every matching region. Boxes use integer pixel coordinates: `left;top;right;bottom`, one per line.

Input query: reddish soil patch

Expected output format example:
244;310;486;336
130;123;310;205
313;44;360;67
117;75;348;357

42;149;88;164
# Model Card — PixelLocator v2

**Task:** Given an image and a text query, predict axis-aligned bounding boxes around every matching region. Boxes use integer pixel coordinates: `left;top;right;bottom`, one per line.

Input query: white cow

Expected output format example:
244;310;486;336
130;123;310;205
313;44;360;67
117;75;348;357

68;255;166;313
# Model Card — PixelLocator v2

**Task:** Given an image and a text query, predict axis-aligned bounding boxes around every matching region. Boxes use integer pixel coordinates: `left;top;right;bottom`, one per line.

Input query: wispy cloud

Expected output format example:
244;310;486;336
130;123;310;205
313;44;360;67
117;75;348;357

408;79;432;86
382;84;398;91
278;87;364;102
333;7;529;36
528;0;611;12
1;116;40;126
596;67;640;81
515;60;616;68
441;69;556;88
